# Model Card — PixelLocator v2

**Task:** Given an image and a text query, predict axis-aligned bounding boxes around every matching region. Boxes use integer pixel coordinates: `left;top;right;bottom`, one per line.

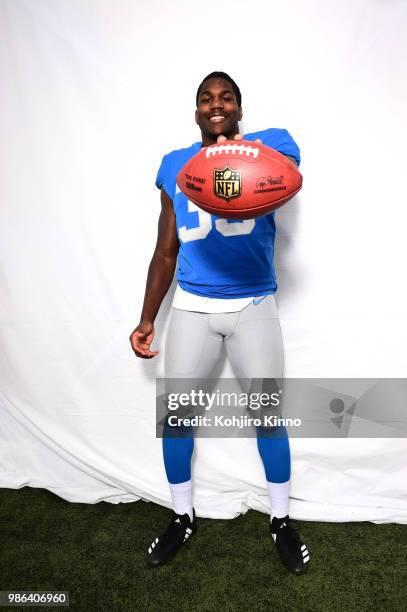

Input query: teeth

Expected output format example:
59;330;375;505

209;115;226;122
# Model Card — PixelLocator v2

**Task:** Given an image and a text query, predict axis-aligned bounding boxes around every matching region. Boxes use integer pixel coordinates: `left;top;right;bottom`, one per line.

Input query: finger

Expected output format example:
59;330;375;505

234;134;243;140
131;339;149;352
130;340;146;352
133;346;159;358
136;352;153;359
254;138;262;144
131;340;158;355
139;344;153;351
136;349;159;359
217;135;227;143
132;344;148;355
136;343;151;352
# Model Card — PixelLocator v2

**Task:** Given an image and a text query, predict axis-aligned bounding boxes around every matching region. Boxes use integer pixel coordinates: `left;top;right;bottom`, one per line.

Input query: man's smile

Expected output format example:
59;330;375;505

208;113;228;123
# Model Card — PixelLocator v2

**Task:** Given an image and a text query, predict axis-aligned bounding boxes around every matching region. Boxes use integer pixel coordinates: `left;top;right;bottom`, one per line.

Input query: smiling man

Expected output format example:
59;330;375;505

197;78;242;141
129;71;309;574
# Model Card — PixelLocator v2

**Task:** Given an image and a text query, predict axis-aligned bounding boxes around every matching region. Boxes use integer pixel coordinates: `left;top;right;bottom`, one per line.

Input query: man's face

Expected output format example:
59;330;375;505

195;78;243;144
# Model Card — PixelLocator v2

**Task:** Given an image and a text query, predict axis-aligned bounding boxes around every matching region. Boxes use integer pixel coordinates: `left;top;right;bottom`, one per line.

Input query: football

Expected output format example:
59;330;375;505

176;140;302;219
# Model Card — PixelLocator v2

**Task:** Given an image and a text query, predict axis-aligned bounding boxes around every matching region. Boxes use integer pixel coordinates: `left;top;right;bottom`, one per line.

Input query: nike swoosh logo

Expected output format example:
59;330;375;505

252;296;267;305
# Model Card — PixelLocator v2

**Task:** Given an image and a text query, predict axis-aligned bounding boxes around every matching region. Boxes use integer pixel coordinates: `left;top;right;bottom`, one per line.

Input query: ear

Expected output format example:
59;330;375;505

238;106;243;121
195;110;199;124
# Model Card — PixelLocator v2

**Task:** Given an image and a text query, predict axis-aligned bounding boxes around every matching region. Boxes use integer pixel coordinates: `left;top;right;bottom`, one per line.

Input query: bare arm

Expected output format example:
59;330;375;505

140;189;179;324
129;189;179;358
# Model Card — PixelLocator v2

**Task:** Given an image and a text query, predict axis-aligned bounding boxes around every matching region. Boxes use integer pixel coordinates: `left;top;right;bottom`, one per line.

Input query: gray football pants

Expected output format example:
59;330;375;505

162;295;290;485
164;295;284;379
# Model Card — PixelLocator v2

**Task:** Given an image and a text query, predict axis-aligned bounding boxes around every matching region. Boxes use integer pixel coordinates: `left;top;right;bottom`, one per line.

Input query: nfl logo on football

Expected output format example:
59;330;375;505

213;166;241;202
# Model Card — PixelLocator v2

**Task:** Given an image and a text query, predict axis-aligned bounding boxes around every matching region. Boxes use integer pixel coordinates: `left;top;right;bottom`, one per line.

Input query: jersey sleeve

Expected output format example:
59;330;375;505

269;129;301;166
253;128;301;166
155;154;176;200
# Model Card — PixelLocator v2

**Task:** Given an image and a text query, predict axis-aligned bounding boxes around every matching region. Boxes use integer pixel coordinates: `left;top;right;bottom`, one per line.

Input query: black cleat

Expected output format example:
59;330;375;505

270;515;310;575
147;510;197;567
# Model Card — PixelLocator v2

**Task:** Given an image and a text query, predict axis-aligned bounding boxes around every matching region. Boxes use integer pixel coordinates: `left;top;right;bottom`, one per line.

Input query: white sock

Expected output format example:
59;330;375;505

267;480;290;521
169;479;193;522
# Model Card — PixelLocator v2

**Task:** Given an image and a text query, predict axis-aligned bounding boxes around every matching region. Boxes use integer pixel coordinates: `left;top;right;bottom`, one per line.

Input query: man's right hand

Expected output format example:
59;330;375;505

129;321;159;359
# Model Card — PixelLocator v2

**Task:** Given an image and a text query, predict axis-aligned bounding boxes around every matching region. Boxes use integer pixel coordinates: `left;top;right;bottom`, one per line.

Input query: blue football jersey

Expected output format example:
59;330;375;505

155;128;301;299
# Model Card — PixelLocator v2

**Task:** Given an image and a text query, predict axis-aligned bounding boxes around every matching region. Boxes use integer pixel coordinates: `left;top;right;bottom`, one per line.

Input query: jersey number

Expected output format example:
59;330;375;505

178;200;255;243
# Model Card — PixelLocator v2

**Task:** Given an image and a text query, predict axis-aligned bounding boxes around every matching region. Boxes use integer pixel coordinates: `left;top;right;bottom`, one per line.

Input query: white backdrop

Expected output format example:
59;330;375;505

1;0;407;523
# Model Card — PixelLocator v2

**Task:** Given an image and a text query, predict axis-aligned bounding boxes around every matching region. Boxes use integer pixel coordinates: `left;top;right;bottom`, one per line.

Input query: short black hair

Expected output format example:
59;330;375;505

196;71;242;107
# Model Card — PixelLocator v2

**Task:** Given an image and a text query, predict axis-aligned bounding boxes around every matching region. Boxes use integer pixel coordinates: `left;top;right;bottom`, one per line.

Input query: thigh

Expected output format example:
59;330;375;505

164;308;223;378
225;296;284;379
164;308;224;425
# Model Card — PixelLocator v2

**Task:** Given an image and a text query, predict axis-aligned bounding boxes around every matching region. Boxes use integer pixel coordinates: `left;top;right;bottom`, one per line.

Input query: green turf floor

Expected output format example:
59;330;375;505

0;487;406;611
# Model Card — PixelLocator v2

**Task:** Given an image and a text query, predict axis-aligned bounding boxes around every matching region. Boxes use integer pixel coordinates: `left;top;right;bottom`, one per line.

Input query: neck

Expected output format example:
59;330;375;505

201;127;240;147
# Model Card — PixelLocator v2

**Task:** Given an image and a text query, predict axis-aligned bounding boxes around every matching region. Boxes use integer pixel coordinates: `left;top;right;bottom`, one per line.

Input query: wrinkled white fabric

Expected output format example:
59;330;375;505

1;0;407;523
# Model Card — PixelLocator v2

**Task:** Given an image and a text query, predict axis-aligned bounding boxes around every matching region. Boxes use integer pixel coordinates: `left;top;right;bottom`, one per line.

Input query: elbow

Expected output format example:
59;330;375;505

152;248;178;267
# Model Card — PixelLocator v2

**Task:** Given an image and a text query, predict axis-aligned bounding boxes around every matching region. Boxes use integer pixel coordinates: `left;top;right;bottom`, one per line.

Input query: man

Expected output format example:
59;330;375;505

129;71;310;574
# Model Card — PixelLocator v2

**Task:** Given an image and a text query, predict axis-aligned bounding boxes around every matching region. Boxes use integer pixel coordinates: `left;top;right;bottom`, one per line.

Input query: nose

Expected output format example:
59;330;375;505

209;96;224;110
